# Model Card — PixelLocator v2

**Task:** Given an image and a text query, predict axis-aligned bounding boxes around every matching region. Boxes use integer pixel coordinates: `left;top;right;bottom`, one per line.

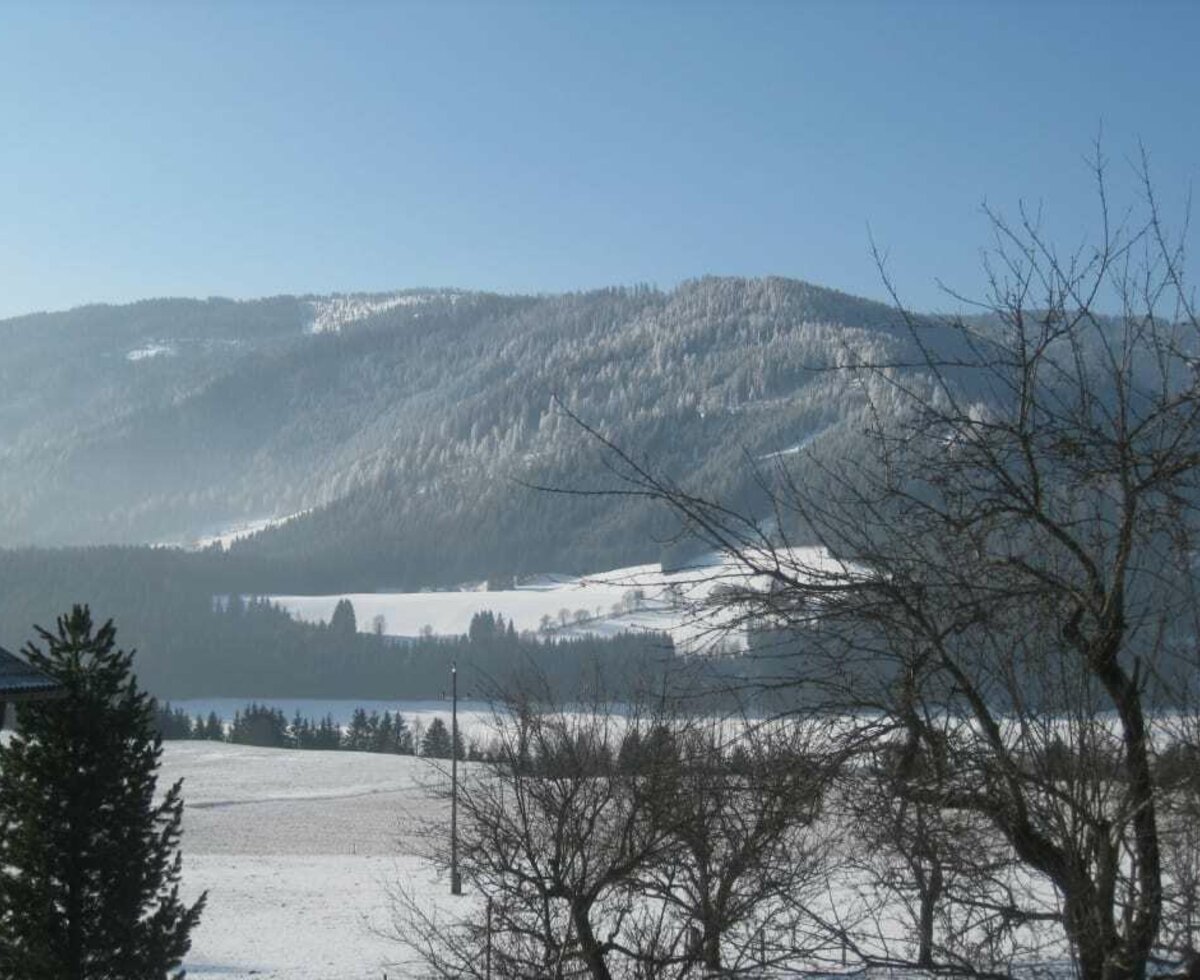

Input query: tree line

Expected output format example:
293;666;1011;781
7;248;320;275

155;701;473;758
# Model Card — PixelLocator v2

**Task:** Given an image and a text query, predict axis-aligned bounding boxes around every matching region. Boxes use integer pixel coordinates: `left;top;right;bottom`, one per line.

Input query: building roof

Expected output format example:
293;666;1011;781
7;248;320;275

0;646;63;700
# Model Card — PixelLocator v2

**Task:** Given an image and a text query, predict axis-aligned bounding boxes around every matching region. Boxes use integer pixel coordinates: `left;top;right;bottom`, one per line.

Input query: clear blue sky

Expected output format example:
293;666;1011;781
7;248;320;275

0;0;1196;319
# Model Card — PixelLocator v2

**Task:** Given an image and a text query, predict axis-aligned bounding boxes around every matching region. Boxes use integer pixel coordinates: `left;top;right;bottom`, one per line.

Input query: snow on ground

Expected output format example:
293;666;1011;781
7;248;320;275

161;734;1071;978
269;583;635;638
166;741;1065;979
265;548;836;653
166;742;457;979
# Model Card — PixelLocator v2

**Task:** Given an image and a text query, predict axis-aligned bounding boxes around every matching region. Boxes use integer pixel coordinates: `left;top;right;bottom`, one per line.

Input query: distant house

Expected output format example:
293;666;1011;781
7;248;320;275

0;645;63;728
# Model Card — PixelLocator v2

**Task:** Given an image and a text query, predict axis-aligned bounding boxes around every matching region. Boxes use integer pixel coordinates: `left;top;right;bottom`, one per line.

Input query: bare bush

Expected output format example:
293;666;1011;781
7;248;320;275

388;675;831;978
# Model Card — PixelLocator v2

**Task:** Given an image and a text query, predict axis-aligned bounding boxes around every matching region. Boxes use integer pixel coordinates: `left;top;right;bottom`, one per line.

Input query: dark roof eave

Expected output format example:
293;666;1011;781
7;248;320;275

0;687;66;703
0;646;64;701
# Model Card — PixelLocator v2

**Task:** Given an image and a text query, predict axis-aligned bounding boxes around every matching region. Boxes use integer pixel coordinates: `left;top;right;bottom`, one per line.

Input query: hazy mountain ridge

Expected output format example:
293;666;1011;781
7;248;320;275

0;277;931;586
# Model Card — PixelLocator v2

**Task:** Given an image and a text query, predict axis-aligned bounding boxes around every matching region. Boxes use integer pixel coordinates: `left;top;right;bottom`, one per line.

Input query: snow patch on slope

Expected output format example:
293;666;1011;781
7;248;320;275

307;292;454;334
758;426;830;460
126;342;175;362
172;511;310;551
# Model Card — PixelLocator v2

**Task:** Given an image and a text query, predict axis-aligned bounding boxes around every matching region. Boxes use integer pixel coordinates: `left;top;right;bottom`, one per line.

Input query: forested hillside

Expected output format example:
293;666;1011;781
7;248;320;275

0;277;937;587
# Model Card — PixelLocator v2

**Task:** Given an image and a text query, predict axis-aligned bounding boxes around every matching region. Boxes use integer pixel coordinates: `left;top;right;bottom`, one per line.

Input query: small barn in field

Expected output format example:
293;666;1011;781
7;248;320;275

0;646;63;728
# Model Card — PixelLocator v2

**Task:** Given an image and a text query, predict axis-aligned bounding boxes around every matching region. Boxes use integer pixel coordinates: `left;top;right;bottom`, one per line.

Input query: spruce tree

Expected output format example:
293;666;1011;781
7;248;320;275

374;710;395;753
345;707;373;751
420;717;464;760
0;606;206;979
290;710;310;748
315;713;341;749
421;717;452;758
329;598;357;635
204;711;224;741
393;712;413;755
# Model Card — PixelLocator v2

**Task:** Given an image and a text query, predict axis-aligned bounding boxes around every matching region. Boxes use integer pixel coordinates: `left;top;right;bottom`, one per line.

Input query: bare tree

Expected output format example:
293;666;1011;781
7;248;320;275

556;148;1200;980
1158;732;1200;965
389;680;674;979
630;715;831;976
832;727;1059;976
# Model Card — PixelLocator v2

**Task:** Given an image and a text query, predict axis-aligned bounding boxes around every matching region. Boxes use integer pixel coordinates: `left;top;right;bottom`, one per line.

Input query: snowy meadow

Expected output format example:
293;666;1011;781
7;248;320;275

169;742;453;979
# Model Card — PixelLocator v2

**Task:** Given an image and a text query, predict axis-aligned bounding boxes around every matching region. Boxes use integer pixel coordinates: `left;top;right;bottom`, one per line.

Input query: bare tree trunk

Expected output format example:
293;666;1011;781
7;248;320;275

915;859;943;968
571;900;613;980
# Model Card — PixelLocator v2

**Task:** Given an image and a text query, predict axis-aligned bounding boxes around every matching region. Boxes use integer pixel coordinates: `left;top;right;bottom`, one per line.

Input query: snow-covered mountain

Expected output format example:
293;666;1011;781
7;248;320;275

0;277;934;588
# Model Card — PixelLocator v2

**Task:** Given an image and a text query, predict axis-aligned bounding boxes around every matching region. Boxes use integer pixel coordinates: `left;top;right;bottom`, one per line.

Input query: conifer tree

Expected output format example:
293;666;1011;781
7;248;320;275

346;707;374;751
392;712;413;755
315;713;341;749
290;710;310;748
374;711;395;752
0;605;206;979
204;711;224;741
421;717;452;758
329;597;357;635
420;716;464;759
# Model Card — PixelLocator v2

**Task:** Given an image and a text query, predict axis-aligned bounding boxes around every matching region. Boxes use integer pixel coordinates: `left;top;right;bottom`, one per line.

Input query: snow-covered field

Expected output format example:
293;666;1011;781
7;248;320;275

163;733;1073;979
265;549;835;653
168;742;456;979
266;562;688;640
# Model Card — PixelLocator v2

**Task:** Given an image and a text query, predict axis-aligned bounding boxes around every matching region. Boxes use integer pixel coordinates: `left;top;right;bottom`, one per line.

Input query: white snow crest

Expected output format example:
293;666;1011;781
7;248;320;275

307;292;456;334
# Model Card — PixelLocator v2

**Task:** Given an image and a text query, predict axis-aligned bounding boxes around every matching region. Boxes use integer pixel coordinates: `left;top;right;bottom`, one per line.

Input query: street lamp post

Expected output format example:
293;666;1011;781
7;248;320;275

450;663;462;895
